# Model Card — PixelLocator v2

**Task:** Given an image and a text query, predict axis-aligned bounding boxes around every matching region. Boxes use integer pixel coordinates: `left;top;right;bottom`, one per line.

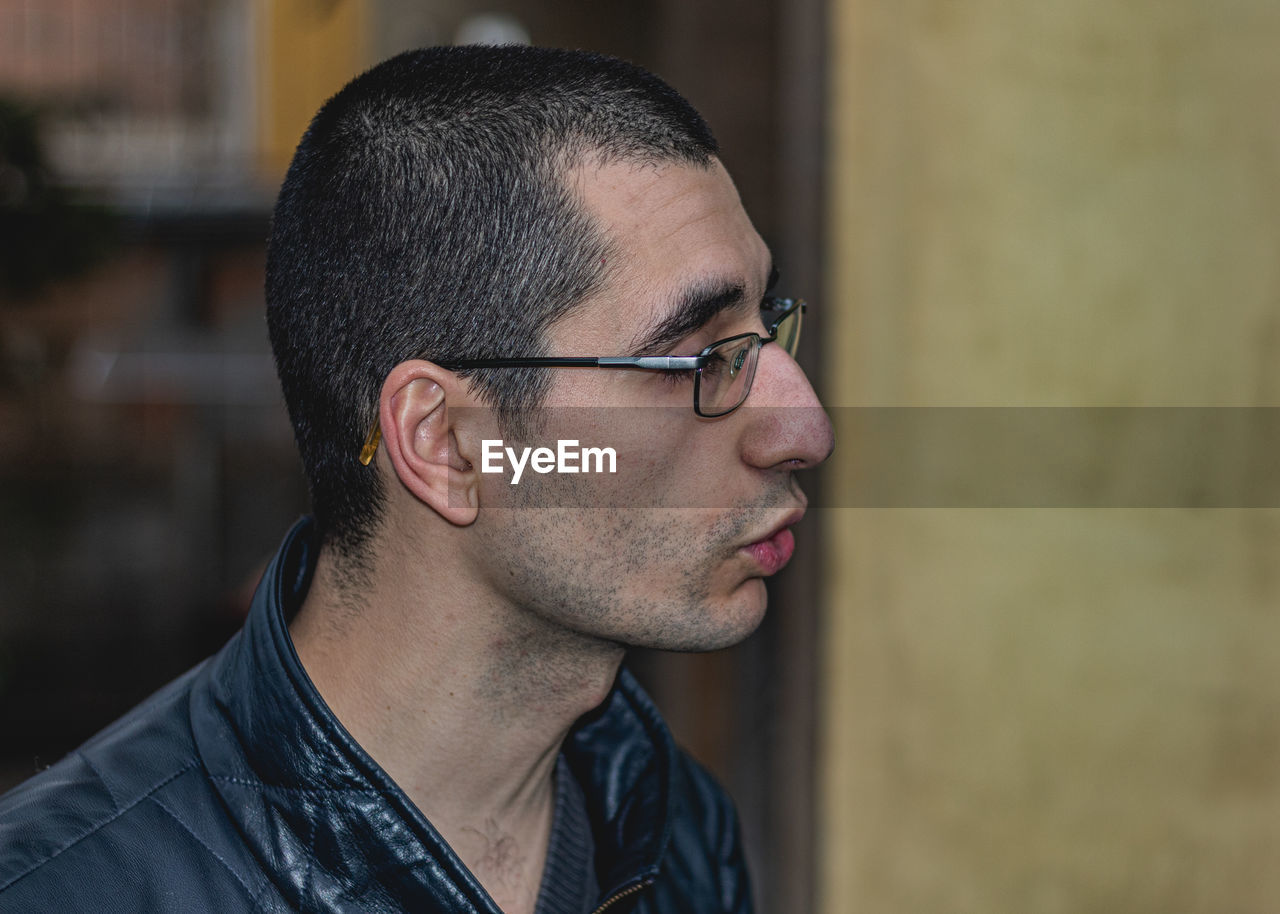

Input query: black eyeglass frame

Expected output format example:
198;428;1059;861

358;297;805;465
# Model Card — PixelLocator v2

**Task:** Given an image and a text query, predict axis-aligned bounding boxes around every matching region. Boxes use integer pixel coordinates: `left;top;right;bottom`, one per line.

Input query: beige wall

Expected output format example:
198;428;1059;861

822;2;1280;912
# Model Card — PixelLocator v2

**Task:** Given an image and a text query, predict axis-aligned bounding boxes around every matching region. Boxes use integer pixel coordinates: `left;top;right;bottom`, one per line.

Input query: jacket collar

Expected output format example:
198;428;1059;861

190;518;675;910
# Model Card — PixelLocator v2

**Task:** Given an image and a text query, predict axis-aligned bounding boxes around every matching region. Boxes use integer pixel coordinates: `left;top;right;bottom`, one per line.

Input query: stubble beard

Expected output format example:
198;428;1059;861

472;480;798;654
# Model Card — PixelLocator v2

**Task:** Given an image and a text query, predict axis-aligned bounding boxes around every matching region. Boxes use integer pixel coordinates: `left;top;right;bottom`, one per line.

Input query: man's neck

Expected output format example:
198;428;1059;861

289;543;623;914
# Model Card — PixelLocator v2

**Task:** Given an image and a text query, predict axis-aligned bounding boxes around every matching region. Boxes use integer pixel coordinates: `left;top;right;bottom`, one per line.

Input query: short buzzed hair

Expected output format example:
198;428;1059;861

265;46;718;562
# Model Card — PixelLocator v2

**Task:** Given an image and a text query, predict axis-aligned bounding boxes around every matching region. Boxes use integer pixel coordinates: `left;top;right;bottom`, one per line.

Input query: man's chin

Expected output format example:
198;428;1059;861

637;580;769;653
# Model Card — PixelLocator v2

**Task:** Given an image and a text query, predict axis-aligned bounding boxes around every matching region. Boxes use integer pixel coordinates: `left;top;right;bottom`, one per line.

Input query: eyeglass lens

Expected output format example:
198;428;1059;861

696;305;802;416
698;336;760;416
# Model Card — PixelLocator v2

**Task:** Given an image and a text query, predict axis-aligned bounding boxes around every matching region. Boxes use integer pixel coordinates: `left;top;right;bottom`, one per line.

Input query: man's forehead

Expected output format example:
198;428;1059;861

569;157;771;348
575;157;757;245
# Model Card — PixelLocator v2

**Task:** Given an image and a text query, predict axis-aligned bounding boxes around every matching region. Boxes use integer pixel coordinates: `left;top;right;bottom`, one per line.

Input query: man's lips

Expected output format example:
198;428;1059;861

742;527;795;576
739;510;805;576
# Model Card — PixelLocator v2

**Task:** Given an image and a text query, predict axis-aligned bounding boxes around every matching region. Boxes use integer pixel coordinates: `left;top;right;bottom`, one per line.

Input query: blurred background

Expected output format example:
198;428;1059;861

1;1;1278;912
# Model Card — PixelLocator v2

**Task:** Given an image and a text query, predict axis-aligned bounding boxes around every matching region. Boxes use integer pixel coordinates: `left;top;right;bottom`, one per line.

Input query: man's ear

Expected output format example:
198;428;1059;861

376;360;480;526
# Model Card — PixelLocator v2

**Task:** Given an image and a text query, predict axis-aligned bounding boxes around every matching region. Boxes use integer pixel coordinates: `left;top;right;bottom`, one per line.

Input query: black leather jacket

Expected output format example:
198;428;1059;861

0;520;752;912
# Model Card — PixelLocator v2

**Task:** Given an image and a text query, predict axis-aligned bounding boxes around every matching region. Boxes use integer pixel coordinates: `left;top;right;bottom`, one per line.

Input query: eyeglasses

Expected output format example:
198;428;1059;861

358;297;805;465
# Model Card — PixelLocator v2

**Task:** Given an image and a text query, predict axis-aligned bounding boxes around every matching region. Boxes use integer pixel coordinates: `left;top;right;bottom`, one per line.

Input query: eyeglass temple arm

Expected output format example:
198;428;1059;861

435;356;704;370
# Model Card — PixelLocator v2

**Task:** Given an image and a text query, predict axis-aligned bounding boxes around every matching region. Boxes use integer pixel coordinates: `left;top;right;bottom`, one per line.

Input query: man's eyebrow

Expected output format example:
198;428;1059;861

629;280;745;355
629;263;778;356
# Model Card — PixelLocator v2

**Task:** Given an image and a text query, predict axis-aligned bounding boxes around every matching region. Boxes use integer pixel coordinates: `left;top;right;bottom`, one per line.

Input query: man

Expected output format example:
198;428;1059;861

0;46;831;912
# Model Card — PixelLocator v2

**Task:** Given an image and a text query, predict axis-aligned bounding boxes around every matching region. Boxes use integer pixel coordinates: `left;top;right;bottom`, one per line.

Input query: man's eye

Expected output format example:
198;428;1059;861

701;342;750;381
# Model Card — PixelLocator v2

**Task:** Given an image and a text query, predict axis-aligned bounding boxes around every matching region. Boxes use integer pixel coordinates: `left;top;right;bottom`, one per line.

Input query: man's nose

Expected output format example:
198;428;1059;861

738;344;835;470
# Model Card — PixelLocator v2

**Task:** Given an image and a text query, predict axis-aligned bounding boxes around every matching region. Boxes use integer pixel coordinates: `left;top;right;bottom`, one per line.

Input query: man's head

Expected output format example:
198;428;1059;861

266;45;719;562
269;46;833;651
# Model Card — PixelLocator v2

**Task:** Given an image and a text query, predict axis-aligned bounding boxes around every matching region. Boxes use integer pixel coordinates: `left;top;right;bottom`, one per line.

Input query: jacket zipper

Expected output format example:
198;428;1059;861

590;878;654;914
